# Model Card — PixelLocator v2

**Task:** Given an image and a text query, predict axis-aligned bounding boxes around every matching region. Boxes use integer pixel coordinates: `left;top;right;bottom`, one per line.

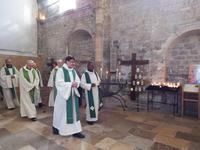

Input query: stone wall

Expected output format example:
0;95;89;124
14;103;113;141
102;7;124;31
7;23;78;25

68;29;94;74
110;0;200;83
68;30;94;61
38;5;95;61
38;0;200;83
168;30;200;83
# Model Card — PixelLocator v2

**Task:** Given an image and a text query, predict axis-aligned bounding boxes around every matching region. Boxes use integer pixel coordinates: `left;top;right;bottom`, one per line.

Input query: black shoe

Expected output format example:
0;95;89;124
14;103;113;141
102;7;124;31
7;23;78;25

87;121;94;125
73;133;85;138
52;127;59;135
38;103;44;108
8;108;15;110
31;118;37;121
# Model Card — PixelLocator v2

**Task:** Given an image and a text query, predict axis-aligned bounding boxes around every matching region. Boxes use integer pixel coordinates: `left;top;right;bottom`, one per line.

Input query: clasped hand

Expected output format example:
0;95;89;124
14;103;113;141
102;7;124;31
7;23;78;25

91;83;96;87
72;81;78;88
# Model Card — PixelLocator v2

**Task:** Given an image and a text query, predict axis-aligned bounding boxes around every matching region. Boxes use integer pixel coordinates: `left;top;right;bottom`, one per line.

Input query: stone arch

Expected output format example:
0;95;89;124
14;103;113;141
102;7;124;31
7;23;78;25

65;22;94;55
163;26;200;83
162;23;200;61
66;29;94;74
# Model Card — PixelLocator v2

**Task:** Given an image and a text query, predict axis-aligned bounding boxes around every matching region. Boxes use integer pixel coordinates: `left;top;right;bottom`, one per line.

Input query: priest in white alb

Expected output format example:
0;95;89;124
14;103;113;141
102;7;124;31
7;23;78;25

81;61;101;125
33;63;44;107
47;59;63;107
19;60;39;121
53;56;85;138
0;58;19;109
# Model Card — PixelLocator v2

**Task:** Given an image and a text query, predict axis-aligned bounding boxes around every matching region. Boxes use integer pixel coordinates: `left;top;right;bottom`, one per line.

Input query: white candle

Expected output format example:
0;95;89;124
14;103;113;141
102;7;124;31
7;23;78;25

136;67;140;73
118;72;121;80
100;67;103;79
138;87;141;92
135;74;137;79
135;87;137;91
139;74;142;79
116;68;119;80
106;70;109;79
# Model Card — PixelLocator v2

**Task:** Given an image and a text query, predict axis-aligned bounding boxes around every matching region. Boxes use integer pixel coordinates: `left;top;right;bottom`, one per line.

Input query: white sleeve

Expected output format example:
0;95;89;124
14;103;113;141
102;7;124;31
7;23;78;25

80;73;92;91
47;70;54;87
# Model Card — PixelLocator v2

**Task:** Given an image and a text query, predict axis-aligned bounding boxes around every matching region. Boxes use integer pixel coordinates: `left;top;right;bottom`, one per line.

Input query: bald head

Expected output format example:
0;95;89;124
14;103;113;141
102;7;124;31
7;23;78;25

26;60;35;70
56;59;63;67
27;60;34;65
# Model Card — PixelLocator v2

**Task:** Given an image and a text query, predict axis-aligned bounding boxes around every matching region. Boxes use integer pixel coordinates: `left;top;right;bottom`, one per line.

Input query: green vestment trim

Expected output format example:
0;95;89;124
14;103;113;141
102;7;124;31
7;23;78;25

23;67;36;103
62;67;80;124
53;68;58;101
4;67;16;99
84;72;96;118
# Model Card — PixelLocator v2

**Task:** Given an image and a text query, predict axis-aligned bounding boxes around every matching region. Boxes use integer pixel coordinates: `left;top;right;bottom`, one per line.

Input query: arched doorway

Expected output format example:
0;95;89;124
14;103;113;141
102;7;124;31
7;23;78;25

167;29;200;83
67;29;94;75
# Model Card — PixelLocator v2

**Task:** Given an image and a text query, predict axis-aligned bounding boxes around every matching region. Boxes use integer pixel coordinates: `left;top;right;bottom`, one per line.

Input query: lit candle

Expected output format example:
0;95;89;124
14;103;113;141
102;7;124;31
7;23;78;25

136;67;140;73
106;70;109;79
100;67;103;79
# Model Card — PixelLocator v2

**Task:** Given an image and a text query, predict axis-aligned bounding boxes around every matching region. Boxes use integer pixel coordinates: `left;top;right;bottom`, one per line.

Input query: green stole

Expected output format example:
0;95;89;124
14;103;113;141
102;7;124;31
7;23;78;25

53;68;58;101
23;67;36;103
62;67;80;124
84;72;96;118
4;67;16;99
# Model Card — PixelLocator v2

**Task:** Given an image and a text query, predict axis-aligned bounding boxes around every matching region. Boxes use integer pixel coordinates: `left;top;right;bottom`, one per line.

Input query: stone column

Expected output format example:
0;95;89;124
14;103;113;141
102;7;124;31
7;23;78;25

95;0;105;70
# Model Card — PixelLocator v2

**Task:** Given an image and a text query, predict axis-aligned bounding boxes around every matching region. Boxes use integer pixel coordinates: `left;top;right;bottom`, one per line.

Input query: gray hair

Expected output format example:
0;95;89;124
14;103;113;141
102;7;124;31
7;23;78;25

27;60;35;65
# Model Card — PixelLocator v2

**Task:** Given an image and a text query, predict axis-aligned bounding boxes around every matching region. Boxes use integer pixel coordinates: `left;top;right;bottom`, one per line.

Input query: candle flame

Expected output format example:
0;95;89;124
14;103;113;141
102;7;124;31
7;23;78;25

151;81;180;88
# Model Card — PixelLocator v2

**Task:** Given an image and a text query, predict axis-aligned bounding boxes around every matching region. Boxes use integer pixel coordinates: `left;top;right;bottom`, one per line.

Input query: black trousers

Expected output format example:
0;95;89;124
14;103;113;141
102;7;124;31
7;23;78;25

78;87;82;107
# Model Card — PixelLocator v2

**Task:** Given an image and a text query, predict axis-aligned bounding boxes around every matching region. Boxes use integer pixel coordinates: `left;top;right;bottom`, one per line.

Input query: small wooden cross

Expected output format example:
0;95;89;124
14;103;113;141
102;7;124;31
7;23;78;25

120;53;149;100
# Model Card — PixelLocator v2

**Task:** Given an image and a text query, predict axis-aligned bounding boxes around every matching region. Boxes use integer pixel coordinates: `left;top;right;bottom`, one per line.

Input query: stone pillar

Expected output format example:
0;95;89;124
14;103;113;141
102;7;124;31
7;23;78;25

95;0;104;70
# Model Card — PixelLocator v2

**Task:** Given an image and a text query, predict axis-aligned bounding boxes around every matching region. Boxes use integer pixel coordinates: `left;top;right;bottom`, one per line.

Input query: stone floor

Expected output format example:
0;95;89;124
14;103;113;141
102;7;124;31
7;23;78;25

0;97;200;150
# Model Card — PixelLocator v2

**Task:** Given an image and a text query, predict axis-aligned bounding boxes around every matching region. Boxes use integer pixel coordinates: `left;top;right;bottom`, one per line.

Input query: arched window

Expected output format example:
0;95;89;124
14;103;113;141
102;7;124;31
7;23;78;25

59;0;76;13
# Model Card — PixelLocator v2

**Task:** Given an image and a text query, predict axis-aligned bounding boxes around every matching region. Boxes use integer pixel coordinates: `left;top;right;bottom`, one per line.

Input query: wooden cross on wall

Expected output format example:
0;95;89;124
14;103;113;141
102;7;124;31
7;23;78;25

120;53;149;100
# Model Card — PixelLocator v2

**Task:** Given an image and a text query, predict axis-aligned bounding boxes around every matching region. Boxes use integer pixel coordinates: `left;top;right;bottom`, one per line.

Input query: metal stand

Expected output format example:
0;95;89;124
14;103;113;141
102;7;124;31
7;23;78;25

99;81;128;111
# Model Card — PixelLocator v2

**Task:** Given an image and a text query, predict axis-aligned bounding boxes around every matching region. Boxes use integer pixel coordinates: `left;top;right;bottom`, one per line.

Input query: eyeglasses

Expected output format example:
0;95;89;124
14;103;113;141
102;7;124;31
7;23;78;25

68;60;75;64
